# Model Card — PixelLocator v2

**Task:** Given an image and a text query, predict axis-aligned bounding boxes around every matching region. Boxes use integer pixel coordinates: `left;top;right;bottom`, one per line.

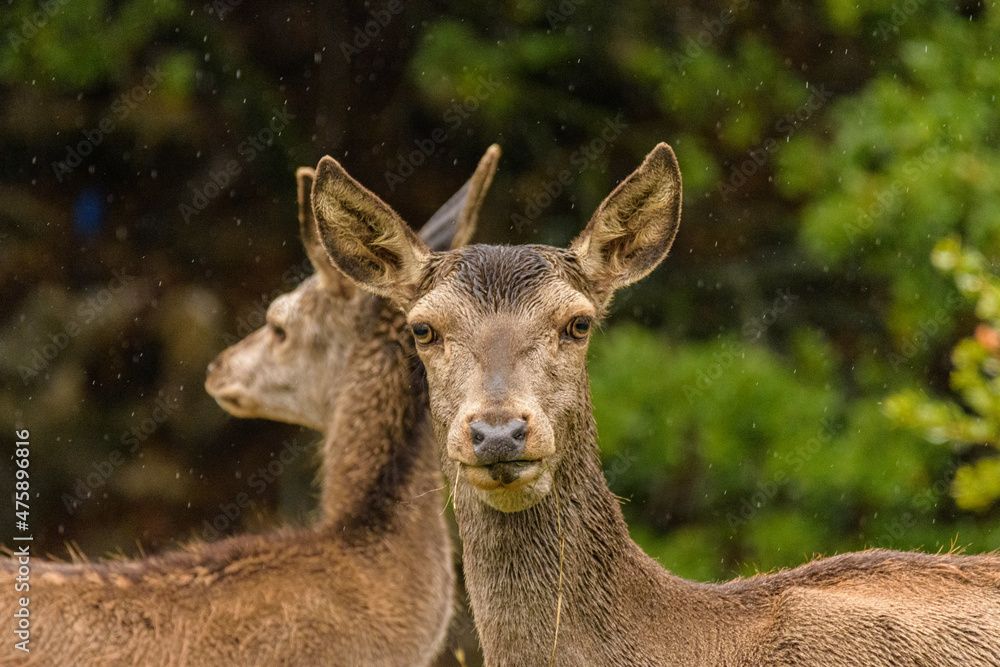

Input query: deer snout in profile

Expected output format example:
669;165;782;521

204;333;261;419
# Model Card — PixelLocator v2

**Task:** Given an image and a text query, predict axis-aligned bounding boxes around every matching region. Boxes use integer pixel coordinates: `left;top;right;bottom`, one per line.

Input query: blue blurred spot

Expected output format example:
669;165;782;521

74;188;105;239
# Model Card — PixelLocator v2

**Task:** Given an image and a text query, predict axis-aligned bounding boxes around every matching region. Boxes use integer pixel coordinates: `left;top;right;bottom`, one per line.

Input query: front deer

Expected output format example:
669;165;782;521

312;143;1000;666
0;146;499;666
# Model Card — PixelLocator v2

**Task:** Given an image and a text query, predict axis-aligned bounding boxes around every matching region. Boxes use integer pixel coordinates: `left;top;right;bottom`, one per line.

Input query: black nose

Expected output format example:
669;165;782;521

470;419;527;465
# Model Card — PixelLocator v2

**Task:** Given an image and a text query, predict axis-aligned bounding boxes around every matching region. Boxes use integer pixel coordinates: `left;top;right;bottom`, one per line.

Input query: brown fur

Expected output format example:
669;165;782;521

0;148;500;666
312;142;1000;666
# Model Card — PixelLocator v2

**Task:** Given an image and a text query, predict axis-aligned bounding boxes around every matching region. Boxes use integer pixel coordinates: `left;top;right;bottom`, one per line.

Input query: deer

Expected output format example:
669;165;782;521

310;142;1000;666
0;145;500;666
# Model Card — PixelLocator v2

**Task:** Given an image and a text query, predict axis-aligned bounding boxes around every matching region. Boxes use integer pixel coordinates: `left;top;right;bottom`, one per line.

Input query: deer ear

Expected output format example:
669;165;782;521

311;156;430;304
454;143;500;248
570;143;682;302
296;167;354;297
419;144;500;251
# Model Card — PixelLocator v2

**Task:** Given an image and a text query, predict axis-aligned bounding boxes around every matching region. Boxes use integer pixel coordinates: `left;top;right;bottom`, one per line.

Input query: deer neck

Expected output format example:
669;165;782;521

317;298;440;540
452;386;696;664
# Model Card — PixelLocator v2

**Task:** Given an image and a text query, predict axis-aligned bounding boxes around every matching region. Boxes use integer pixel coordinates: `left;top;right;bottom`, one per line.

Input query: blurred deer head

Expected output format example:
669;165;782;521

205;146;501;430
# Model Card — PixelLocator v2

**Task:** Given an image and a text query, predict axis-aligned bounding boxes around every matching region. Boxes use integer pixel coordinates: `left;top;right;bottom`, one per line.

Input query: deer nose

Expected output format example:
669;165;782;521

470;419;527;465
206;360;218;376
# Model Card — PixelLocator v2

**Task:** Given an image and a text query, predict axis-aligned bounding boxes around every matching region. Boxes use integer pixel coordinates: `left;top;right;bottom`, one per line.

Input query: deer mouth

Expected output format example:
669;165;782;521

213;392;241;408
462;459;545;491
210;391;256;418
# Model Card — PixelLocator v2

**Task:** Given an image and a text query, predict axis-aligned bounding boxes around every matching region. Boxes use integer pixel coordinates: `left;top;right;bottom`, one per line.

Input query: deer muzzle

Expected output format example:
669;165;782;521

467;419;530;485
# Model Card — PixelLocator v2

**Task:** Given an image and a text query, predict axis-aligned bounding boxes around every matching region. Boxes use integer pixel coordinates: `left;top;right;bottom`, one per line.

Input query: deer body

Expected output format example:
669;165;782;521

0;147;500;666
311;143;1000;666
452;398;1000;665
9;311;449;665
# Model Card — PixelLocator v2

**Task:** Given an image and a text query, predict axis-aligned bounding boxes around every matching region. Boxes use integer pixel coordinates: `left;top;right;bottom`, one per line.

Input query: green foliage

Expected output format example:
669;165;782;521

1;0;184;89
886;237;1000;511
778;6;1000;340
589;324;963;580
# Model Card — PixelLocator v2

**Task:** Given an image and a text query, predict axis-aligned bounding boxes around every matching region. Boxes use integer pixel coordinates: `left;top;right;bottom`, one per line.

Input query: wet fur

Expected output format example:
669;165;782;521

0;286;453;667
313;142;1000;666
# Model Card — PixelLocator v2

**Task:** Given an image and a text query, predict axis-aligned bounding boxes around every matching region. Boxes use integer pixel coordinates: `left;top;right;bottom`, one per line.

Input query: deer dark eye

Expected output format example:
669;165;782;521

411;323;437;345
566;316;591;340
270;323;287;342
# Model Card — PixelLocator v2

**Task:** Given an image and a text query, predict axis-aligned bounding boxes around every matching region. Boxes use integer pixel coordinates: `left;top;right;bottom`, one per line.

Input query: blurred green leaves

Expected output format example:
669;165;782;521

1;0;184;90
887;238;1000;512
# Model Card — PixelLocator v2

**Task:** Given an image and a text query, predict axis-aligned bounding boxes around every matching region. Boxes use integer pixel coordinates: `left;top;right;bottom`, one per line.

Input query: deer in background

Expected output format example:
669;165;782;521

312;143;1000;666
0;145;499;666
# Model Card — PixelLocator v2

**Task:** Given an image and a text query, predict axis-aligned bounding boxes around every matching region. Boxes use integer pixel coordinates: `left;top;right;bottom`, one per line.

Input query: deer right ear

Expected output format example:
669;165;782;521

418;144;500;251
570;143;682;305
311;156;431;305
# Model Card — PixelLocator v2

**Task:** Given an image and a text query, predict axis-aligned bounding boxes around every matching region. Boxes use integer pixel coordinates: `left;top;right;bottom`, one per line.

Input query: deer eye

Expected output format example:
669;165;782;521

410;323;437;346
566;316;592;340
270;323;287;342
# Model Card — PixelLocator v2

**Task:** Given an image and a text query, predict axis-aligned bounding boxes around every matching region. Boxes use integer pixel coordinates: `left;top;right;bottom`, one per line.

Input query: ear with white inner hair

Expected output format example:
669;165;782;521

418;144;501;251
570;142;682;304
296;167;353;297
311;156;430;305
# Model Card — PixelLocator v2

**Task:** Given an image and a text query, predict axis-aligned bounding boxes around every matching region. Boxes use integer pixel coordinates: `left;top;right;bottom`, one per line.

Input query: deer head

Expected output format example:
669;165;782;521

312;143;681;512
205;146;501;430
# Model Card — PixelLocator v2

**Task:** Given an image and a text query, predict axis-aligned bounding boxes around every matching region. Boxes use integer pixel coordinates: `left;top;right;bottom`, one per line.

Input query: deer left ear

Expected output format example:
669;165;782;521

570;143;682;303
311;156;430;305
296;167;355;298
